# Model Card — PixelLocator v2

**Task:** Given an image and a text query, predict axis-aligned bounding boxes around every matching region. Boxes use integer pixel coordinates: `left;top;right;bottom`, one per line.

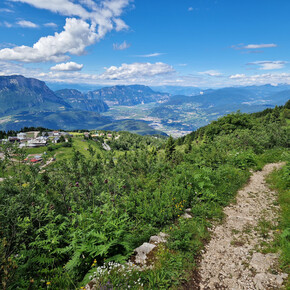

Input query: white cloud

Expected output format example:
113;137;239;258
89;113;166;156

0;18;98;62
1;0;131;62
50;61;83;71
11;0;131;38
247;61;286;70
229;74;246;79
113;40;131;50
2;21;13;28
10;0;92;19
244;43;277;49
228;72;290;86
137;52;165;58
199;70;222;77
232;43;277;50
100;62;175;80
17;20;39;28
0;8;14;13
44;22;58;28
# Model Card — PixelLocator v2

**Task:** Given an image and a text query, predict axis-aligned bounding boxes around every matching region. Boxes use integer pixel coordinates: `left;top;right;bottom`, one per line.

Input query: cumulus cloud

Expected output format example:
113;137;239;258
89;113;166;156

247;61;286;70
228;72;290;86
17;20;39;28
11;0;130;38
229;74;246;79
136;52;165;58
113;40;131;50
199;70;222;77
10;0;92;19
1;0;131;62
99;62;175;80
50;61;83;71
0;18;98;62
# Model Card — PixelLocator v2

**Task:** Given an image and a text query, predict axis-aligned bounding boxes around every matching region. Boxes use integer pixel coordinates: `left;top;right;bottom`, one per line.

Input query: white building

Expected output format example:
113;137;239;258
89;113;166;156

17;132;27;140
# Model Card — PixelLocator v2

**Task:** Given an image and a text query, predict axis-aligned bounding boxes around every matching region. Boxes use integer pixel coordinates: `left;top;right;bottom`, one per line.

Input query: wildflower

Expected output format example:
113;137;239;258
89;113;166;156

30;279;34;283
104;179;108;184
46;281;51;285
88;182;93;186
75;182;79;187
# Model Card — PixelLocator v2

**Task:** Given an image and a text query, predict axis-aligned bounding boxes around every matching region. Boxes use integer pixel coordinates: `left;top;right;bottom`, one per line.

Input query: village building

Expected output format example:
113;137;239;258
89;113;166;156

17;132;27;140
26;137;47;147
8;137;20;143
26;131;40;139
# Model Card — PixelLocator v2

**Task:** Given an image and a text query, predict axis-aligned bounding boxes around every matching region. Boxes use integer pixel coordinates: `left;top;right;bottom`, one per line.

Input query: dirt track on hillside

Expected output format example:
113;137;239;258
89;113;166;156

198;163;288;289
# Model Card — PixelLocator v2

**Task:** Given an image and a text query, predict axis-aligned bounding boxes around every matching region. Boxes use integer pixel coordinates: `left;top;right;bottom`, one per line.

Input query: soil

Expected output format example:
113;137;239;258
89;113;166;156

197;163;288;289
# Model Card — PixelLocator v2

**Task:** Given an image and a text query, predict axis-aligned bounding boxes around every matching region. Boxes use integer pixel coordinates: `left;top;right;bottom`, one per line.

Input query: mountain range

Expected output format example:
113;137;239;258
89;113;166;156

0;75;289;136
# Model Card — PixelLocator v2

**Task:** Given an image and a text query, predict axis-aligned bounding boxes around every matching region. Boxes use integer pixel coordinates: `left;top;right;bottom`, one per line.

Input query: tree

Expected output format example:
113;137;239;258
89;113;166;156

165;136;175;160
59;135;66;143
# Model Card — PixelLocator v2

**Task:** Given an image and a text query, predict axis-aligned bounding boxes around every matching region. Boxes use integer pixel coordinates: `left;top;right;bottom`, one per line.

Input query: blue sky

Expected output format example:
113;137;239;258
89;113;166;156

0;0;289;88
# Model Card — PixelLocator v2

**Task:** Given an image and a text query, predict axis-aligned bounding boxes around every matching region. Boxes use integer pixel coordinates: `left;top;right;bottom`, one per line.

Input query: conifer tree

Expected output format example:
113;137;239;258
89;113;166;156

165;136;175;160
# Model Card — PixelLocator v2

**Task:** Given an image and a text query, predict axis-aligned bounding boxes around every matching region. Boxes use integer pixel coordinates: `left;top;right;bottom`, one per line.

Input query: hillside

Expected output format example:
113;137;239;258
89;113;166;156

86;84;170;106
0;75;71;116
0;101;289;289
55;89;109;113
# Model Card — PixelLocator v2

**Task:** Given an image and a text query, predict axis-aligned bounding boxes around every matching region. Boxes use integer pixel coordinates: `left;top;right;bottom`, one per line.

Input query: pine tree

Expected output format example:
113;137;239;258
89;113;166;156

165;136;175;160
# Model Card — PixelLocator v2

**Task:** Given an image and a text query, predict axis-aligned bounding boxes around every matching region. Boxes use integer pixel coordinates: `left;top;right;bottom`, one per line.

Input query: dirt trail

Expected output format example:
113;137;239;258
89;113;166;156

199;163;288;289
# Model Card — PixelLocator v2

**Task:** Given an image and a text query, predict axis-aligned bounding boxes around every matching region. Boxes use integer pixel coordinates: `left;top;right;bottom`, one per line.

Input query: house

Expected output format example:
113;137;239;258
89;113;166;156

42;131;54;137
17;132;27;140
107;133;113;138
26;131;40;139
26;137;47;147
52;137;60;144
30;158;42;163
8;137;20;143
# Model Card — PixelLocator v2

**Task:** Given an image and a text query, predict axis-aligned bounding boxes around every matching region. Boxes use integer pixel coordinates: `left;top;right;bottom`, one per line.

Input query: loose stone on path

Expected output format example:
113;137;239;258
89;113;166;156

199;163;288;290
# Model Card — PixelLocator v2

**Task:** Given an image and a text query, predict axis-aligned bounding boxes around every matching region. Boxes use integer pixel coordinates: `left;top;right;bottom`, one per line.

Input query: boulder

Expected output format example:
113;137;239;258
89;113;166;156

181;213;192;219
149;232;169;244
134;243;156;265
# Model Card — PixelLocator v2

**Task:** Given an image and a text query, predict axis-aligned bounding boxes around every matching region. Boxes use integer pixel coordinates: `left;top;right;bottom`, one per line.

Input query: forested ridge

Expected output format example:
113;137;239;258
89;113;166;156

0;101;289;289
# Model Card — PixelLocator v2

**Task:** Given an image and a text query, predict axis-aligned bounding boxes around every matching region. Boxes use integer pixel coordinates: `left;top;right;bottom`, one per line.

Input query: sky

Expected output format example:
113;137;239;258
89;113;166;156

0;0;290;88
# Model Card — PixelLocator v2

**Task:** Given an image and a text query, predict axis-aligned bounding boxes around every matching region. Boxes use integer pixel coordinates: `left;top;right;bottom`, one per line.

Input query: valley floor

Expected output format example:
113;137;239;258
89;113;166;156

198;163;288;289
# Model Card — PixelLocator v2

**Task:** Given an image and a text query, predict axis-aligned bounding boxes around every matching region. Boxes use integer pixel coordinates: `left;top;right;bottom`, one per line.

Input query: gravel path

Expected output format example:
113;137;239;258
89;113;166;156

199;163;288;289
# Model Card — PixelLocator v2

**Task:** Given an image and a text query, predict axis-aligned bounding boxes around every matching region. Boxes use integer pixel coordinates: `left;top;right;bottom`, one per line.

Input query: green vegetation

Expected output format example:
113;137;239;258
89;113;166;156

0;102;289;289
266;162;290;287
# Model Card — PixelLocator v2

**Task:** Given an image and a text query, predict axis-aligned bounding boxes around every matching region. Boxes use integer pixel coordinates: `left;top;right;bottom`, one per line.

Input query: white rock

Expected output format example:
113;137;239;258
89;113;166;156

181;213;192;219
250;253;278;272
134;243;156;265
149;232;168;244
